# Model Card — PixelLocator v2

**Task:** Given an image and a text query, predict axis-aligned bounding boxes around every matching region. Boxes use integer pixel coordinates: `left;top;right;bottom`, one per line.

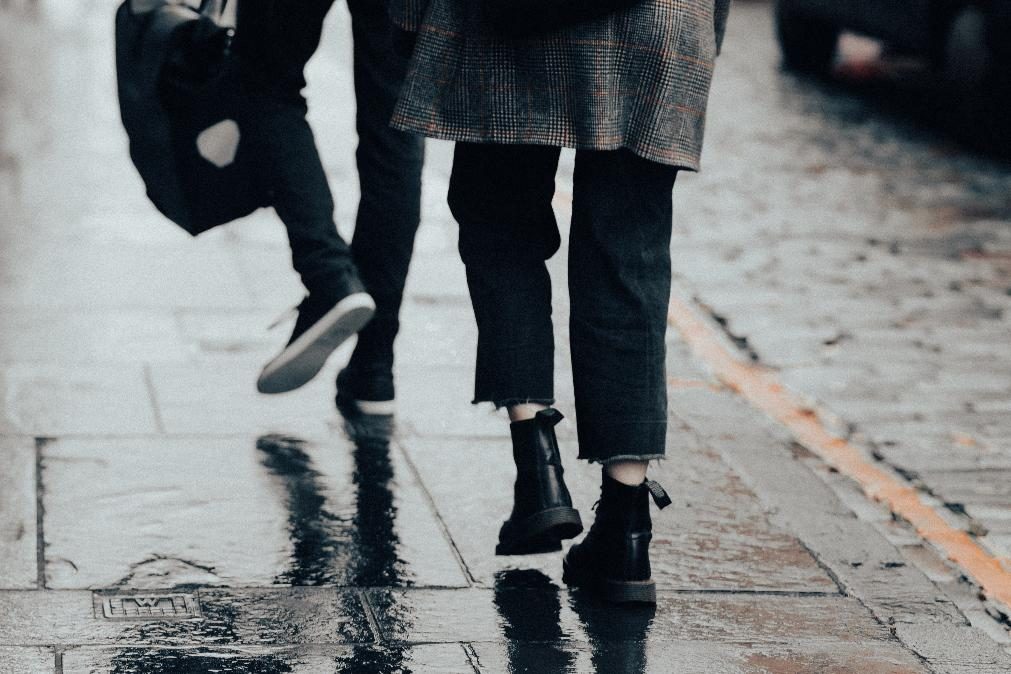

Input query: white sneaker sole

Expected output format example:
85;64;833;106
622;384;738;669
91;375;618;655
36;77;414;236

345;398;396;417
257;293;376;395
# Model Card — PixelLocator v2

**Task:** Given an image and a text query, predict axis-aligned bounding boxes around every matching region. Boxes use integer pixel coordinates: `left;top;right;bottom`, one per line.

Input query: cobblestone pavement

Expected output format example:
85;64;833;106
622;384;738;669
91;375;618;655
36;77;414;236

1;1;1010;672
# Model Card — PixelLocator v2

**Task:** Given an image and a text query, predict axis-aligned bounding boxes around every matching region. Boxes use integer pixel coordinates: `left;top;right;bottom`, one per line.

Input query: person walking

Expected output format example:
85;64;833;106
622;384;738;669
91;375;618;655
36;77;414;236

386;0;731;604
238;0;423;410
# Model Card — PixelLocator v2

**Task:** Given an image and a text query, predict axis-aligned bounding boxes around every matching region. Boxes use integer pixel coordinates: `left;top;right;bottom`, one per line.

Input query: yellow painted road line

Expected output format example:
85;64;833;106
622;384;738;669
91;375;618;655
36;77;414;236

667;294;1011;613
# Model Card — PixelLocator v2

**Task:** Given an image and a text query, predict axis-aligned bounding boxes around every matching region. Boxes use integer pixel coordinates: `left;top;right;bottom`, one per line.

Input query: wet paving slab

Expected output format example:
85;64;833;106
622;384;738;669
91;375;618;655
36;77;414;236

174;309;283;360
0;589;371;646
61;644;474;674
41;435;467;589
0;647;54;674
366;588;893;645
396;301;479;368
0;365;159;436
144;362;340;437
469;640;927;673
0;241;254;311
399;432;836;591
0;437;37;589
0;310;190;364
393;366;523;440
401;250;471;305
227;245;312;311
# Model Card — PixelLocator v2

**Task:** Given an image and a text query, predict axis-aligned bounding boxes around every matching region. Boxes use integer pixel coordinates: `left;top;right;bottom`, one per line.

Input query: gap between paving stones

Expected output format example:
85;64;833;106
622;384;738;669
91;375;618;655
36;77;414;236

666;292;1011;631
34;438;48;591
392;438;478;587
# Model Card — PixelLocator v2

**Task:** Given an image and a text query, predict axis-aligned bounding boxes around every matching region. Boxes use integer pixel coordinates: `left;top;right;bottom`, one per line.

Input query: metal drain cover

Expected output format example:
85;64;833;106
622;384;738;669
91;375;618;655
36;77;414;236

96;593;201;620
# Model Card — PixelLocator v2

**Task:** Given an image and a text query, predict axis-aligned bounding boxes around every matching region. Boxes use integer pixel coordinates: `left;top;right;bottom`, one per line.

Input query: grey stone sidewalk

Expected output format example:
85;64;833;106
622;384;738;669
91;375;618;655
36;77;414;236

1;1;1010;672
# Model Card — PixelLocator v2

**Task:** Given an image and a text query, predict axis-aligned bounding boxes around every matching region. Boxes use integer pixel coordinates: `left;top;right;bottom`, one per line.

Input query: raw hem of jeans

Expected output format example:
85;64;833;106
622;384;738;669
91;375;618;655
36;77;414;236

583;454;667;465
472;397;556;410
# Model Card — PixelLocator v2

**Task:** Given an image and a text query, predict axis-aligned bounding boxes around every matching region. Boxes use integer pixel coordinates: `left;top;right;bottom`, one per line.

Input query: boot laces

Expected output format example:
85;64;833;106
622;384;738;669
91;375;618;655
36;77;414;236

592;480;671;513
646;480;672;509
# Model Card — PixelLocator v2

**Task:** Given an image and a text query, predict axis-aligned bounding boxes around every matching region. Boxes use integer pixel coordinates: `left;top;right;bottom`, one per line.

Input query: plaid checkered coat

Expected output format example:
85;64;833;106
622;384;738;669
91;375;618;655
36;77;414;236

387;0;731;169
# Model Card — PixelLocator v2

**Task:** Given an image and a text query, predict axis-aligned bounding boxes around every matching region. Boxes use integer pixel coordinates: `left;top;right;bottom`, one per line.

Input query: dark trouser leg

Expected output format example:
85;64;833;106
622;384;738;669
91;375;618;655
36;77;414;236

448;143;562;406
568;149;677;464
344;0;425;381
236;0;355;295
245;100;356;294
235;0;335;104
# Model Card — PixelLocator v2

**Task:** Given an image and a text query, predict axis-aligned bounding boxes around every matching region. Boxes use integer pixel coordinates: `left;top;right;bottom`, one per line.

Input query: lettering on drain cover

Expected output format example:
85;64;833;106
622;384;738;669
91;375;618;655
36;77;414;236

97;593;201;620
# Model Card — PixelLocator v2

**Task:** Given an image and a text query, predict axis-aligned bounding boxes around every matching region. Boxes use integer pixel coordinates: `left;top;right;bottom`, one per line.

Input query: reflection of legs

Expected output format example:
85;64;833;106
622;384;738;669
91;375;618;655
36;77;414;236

340;0;424;403
563;149;677;605
449;143;582;555
569;590;656;671
493;569;576;673
350;437;402;587
255;434;341;586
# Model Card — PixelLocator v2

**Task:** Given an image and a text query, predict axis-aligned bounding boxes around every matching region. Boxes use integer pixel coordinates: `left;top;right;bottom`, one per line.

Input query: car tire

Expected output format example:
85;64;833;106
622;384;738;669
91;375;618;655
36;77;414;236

775;0;840;75
940;6;1011;153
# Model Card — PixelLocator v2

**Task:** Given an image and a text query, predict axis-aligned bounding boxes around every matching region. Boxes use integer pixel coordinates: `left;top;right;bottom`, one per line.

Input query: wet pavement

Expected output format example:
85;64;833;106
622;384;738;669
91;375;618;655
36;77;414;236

1;0;1011;672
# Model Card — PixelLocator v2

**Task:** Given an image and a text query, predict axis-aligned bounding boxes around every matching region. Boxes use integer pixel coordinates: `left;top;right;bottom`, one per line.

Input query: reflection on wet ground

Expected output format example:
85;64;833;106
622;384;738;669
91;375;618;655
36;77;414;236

98;431;412;673
107;648;294;674
494;569;576;672
256;432;405;587
491;569;655;673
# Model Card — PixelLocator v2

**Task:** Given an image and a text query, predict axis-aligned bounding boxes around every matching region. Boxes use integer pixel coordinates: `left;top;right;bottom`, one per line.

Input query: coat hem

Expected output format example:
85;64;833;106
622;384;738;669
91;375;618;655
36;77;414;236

390;117;702;172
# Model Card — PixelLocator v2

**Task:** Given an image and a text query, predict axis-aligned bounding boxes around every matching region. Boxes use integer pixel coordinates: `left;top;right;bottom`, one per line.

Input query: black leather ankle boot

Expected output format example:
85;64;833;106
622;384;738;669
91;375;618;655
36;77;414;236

496;408;584;555
563;472;671;604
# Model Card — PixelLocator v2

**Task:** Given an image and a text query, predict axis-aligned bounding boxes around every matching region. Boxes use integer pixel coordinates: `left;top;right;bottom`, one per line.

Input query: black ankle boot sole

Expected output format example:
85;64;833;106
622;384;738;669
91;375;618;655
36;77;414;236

496;506;583;556
562;558;658;605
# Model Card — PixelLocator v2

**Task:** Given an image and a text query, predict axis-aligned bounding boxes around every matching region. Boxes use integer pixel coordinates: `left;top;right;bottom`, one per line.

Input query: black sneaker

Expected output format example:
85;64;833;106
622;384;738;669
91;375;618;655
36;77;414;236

257;289;375;395
335;368;396;440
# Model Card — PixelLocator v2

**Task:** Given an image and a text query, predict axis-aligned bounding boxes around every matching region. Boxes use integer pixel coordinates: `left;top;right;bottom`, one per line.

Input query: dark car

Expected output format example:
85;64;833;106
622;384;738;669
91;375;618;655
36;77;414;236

774;0;1011;147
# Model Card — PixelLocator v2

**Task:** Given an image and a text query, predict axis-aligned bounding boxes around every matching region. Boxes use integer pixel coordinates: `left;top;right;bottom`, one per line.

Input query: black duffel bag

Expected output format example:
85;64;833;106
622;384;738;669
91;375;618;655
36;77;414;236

115;0;265;235
484;0;647;37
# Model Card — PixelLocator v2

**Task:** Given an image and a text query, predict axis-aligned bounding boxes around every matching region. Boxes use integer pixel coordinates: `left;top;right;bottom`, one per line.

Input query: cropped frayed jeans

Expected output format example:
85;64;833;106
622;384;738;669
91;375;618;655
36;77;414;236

448;144;677;464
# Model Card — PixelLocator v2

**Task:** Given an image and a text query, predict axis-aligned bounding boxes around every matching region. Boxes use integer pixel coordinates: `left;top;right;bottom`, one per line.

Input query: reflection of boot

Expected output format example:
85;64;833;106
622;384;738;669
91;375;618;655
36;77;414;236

563;473;671;605
569;590;656;673
497;409;583;556
493;569;575;673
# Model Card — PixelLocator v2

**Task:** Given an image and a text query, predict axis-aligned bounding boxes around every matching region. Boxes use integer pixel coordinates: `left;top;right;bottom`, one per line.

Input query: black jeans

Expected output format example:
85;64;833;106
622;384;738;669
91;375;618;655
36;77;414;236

448;144;677;464
236;0;424;376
